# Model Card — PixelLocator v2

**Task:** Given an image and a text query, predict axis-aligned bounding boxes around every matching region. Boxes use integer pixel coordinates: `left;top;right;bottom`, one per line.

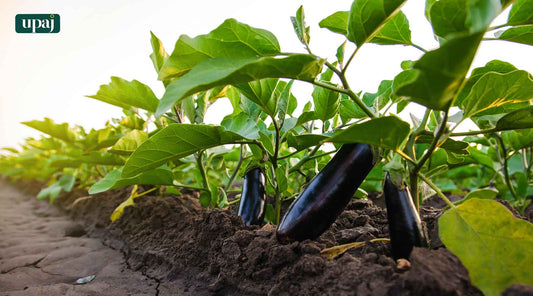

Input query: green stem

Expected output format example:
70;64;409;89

288;145;323;173
133;187;158;198
173;183;206;191
341;45;361;75
275;190;282;225
496;135;520;200
228;197;241;206
226;144;244;191
449;128;498;137
312;80;350;95
487;23;509;31
278;150;300;160
418;172;455;209
195;151;209;190
414;111;449;172
409;43;427;53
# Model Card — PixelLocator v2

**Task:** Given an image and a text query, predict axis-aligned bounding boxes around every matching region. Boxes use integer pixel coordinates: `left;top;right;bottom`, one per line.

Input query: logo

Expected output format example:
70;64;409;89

15;14;60;33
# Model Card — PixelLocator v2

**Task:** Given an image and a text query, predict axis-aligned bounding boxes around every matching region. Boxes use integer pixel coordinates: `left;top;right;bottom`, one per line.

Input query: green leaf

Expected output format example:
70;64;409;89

87;77;159;113
497;25;533;46
319;11;349;35
496;106;533;131
122;124;244;178
428;0;503;39
110;194;135;222
460;70;533;118
455;60;518;107
291;5;310;45
339;96;367;123
149;31;169;73
81;127;121;151
276;163;288;193
439;199;533;296
347;0;407;46
287;134;329;151
369;11;412;45
394;32;485;110
277;80;295;121
156;54;324;117
327;116;410;150
313;83;340;122
508;0;533;25
454;188;499;205
109;130;148;155
235;79;282;117
88;166;173;194
158;19;280;80
416;135;469;154
22;117;77;144
221;113;260;140
37;174;75;202
502;129;533;150
50;152;125;168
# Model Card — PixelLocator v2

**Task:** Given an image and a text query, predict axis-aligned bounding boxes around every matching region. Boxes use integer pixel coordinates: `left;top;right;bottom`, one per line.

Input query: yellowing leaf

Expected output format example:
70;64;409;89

439;199;533;296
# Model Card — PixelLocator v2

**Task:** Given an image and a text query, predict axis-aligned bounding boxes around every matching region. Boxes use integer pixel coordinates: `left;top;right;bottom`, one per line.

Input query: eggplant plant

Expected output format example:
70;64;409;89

2;1;533;295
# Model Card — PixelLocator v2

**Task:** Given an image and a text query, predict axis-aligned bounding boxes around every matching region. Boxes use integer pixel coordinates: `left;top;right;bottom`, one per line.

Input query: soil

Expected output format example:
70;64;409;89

2;179;533;295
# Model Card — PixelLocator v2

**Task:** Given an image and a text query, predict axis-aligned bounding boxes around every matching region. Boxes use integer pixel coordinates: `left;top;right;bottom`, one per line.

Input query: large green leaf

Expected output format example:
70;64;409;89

327;116;410;150
439;198;533;296
109;130;148;155
508;0;533;25
22;118;77;144
88;166;173;194
428;0;502;39
460;70;533;118
394;32;485;110
455;60;518;107
502;129;533;150
158;19;280;80
156;54;324;116
497;25;533;46
37;174;75;202
347;0;407;46
122;124;244;178
87;77;159;113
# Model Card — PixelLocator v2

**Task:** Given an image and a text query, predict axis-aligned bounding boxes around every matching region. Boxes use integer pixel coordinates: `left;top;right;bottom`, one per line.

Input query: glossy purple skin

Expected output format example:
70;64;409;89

238;167;266;226
383;173;425;261
276;143;374;243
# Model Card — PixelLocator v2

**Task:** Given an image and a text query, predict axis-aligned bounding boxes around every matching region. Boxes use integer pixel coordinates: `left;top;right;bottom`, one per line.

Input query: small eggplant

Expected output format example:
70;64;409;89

238;167;266;226
383;173;426;261
276;143;375;243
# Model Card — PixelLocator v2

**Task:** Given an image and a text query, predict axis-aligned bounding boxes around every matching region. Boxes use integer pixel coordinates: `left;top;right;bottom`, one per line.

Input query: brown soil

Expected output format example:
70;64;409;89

3;180;533;295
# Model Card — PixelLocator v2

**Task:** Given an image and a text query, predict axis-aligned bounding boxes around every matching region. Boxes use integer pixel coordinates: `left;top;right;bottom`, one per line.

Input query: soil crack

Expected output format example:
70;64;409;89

1;255;46;274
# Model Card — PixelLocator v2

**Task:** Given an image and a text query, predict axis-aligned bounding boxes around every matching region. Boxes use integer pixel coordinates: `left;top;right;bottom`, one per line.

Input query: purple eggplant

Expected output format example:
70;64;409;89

238;167;266;226
276;143;375;243
383;173;426;261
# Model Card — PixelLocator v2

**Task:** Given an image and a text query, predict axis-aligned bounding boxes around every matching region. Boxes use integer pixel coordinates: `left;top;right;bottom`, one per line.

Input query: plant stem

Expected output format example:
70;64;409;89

418;172;455;209
487;23;509;31
226;144;244;192
409;43;427;53
312;80;350;95
195;151;209;190
278;150;300;160
288;145;323;173
449;128;497;137
342;45;361;75
173;183;206;191
414;111;449;172
496;135;520;200
133;187;158;198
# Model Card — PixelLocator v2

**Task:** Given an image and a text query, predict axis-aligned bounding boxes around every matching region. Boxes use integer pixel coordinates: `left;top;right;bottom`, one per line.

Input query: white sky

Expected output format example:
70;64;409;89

1;0;532;149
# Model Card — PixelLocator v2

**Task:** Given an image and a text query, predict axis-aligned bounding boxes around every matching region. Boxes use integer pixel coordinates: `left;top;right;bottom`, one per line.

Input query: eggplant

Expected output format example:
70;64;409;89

383;173;426;261
276;143;375;243
238;167;266;226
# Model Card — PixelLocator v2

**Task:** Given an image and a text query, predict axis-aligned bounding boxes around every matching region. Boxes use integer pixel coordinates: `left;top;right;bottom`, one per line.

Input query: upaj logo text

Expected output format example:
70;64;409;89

15;14;60;33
